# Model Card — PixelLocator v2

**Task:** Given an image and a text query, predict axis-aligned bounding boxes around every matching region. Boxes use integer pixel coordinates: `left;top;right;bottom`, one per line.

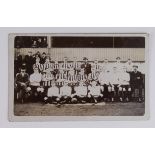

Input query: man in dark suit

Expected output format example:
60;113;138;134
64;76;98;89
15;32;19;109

15;67;30;103
24;51;35;75
15;52;23;76
130;65;143;102
81;57;92;79
40;52;47;64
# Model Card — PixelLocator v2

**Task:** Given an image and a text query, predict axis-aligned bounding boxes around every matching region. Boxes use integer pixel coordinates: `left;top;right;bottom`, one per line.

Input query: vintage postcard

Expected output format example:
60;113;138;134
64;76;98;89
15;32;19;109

8;33;149;121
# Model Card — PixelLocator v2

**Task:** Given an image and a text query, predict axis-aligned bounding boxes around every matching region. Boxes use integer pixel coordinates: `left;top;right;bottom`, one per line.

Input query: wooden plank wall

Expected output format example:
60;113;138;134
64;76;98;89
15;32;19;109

15;48;145;62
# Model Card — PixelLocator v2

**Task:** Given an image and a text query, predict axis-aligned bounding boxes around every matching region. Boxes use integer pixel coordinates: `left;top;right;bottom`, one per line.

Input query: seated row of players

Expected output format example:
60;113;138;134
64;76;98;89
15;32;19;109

15;60;144;105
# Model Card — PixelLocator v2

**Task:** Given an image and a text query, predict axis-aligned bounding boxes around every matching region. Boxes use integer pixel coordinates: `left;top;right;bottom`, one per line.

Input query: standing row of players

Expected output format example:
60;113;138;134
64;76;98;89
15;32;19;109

15;51;144;105
15;51;144;76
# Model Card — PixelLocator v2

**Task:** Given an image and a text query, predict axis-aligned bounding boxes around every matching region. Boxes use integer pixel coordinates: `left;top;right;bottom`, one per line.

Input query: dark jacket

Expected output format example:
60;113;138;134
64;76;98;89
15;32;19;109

81;63;91;75
17;55;23;67
16;73;29;86
24;55;35;74
130;71;143;88
40;57;46;64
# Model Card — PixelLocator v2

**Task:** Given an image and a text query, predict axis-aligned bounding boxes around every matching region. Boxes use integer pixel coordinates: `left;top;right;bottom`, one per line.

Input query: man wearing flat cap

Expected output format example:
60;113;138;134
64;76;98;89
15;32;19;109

81;57;92;79
15;65;30;103
130;65;143;102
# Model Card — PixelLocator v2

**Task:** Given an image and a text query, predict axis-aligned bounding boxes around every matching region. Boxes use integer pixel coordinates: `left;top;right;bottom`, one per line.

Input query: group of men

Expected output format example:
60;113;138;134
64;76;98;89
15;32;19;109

15;51;144;106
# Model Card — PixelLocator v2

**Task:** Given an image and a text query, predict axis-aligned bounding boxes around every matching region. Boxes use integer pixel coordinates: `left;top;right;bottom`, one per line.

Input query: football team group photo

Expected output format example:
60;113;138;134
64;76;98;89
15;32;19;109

11;34;146;116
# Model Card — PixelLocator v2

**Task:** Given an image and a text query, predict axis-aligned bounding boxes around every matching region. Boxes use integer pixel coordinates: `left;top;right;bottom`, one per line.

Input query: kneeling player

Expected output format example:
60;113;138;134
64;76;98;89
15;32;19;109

88;80;103;105
60;81;72;104
44;81;61;106
98;67;111;101
73;81;88;103
119;66;131;102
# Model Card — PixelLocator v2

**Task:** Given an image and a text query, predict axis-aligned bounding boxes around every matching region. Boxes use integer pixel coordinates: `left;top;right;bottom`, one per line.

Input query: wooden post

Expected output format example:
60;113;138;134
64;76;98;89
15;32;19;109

47;36;51;56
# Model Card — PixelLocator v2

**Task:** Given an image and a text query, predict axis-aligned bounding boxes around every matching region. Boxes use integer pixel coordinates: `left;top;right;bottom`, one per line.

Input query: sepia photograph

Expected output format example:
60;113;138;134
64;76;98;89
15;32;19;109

8;33;148;121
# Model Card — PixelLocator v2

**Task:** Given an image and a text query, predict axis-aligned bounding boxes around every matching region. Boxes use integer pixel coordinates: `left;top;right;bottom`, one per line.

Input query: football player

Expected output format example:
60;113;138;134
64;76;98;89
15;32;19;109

113;57;123;73
77;68;86;82
62;57;70;76
72;57;80;75
98;66;111;101
53;60;60;78
41;69;54;97
60;81;72;104
73;81;88;103
88;80;103;105
44;81;61;106
91;59;100;79
56;69;65;87
42;57;51;72
33;57;43;73
68;67;76;83
119;66;131;102
29;67;43;101
102;58;111;72
125;58;133;73
109;66;120;102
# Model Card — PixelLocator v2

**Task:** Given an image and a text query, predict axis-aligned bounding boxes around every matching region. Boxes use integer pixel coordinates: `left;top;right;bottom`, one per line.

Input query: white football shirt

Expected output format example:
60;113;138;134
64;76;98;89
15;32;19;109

75;86;87;96
47;87;59;97
88;85;101;96
60;86;72;96
30;73;42;86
